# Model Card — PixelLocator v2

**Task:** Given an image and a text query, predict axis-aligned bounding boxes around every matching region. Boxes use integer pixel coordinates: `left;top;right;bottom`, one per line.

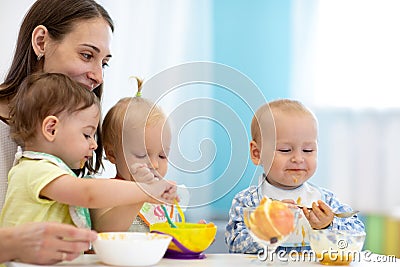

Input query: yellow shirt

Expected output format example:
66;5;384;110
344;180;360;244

0;158;73;227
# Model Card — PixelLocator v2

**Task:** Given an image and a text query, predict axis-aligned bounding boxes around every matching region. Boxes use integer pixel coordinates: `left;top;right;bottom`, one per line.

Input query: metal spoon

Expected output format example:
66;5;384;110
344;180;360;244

333;210;360;218
297;205;359;218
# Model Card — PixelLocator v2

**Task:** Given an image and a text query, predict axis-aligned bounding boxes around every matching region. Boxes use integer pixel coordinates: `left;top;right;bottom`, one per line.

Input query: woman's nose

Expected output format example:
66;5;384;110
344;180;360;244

87;66;104;90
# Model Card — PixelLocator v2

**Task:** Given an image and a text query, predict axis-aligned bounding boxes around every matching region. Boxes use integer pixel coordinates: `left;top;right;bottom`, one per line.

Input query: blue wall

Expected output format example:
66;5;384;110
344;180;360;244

210;0;293;218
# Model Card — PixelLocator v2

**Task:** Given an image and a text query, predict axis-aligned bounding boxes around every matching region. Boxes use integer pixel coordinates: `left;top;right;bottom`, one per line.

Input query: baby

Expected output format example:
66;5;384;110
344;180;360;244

96;78;176;232
0;73;177;230
225;99;365;254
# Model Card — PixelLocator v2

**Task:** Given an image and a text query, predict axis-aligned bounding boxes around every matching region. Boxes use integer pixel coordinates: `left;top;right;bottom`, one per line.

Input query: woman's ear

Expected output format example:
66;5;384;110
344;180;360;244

32;25;48;58
250;140;261;165
42;116;59;142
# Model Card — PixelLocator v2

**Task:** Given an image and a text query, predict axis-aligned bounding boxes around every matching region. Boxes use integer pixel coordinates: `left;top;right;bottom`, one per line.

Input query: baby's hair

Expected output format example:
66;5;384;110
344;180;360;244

102;77;167;154
251;99;317;144
135;76;143;97
10;72;100;147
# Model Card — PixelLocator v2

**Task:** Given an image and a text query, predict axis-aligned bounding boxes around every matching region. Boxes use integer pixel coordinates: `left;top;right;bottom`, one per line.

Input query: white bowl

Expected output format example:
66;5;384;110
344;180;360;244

93;232;172;266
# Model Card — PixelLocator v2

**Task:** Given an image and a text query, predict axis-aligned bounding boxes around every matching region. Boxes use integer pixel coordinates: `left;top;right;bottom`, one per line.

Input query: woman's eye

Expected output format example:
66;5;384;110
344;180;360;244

159;155;167;159
83;134;91;139
102;62;110;69
82;53;93;60
135;154;147;159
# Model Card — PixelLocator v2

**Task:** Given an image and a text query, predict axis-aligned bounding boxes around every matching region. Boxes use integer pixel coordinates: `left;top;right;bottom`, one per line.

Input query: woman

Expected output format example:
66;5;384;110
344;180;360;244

0;0;113;263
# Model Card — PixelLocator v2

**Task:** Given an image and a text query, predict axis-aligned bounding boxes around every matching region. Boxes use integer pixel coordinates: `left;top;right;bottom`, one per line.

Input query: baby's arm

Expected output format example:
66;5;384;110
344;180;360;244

40;174;177;208
305;188;365;232
225;187;263;254
323;189;365;232
88;166;177;232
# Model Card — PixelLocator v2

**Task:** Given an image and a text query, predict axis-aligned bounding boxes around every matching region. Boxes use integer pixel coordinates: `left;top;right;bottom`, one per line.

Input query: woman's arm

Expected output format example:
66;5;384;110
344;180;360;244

0;222;96;264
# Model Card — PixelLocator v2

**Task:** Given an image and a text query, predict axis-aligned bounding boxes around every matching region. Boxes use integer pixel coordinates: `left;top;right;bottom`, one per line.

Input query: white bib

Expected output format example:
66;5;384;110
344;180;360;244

260;176;323;247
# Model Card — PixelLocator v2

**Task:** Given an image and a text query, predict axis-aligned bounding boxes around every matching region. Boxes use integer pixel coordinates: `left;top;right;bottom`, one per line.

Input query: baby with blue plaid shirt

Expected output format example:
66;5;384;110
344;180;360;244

225;99;365;254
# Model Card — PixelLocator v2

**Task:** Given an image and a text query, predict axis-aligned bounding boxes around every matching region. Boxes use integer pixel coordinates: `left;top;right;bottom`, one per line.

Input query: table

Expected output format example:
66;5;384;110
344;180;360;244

5;253;399;267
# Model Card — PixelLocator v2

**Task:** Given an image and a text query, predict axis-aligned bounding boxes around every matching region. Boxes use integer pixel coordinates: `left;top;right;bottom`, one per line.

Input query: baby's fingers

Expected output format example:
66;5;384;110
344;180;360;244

130;163;147;173
130;163;155;183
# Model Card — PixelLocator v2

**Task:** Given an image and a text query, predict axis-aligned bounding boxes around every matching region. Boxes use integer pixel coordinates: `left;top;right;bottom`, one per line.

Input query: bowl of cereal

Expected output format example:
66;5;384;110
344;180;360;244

93;232;172;266
309;229;366;265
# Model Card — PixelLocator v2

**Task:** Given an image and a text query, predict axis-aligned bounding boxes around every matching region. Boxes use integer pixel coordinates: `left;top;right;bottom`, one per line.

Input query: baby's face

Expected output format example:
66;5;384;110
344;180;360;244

117;120;171;180
263;112;318;189
52;104;100;169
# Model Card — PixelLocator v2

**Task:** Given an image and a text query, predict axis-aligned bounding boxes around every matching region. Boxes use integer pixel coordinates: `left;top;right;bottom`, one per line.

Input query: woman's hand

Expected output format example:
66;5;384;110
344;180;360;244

0;222;97;264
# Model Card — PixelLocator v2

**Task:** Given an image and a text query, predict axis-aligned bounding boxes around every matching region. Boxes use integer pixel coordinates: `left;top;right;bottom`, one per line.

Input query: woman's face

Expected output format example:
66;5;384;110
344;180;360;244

43;18;113;91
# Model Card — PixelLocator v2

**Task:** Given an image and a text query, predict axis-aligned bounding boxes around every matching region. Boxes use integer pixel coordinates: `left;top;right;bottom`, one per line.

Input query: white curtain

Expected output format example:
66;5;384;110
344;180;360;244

313;109;400;214
291;0;400;216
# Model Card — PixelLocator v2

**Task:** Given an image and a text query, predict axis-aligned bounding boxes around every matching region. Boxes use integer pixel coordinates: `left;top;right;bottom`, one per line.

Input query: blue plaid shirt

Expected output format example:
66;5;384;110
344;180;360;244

225;177;365;254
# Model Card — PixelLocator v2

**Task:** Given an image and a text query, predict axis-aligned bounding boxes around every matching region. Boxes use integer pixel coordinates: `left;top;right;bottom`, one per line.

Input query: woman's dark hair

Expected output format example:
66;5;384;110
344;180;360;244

0;0;114;175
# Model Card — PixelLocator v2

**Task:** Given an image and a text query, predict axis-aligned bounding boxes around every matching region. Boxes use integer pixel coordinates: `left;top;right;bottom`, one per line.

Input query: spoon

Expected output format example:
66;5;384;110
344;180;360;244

161;204;177;228
174;199;186;223
333;210;359;218
297;205;359;218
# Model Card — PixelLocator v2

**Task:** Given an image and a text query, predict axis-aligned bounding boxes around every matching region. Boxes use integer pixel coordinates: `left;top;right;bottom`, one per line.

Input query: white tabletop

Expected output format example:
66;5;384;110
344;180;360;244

5;253;399;267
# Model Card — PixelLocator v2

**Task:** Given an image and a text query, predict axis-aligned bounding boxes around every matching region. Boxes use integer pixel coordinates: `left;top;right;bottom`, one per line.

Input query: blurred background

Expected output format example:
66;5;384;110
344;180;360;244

1;0;399;256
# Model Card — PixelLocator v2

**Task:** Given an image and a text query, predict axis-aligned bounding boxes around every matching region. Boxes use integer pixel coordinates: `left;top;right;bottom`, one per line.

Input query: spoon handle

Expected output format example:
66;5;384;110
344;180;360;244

174;199;185;223
161;204;177;228
296;204;312;211
298;204;359;218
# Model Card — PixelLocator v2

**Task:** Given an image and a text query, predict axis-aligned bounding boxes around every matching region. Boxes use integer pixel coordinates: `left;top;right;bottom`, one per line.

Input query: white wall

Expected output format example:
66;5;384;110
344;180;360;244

0;0;35;80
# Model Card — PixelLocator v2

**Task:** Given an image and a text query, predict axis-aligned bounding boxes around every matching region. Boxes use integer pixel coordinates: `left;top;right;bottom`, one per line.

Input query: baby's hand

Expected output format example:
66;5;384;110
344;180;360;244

303;200;334;229
129;163;155;183
281;199;297;209
141;179;178;205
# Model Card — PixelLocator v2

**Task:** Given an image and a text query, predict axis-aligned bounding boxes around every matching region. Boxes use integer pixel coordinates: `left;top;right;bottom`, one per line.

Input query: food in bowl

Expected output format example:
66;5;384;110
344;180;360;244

309;229;366;265
150;222;217;259
244;197;295;242
93;232;172;266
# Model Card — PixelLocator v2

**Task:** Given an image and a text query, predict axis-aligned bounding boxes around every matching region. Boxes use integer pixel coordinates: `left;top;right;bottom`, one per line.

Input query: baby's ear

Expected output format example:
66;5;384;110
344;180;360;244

42;116;59;142
250;140;261;165
105;147;117;164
